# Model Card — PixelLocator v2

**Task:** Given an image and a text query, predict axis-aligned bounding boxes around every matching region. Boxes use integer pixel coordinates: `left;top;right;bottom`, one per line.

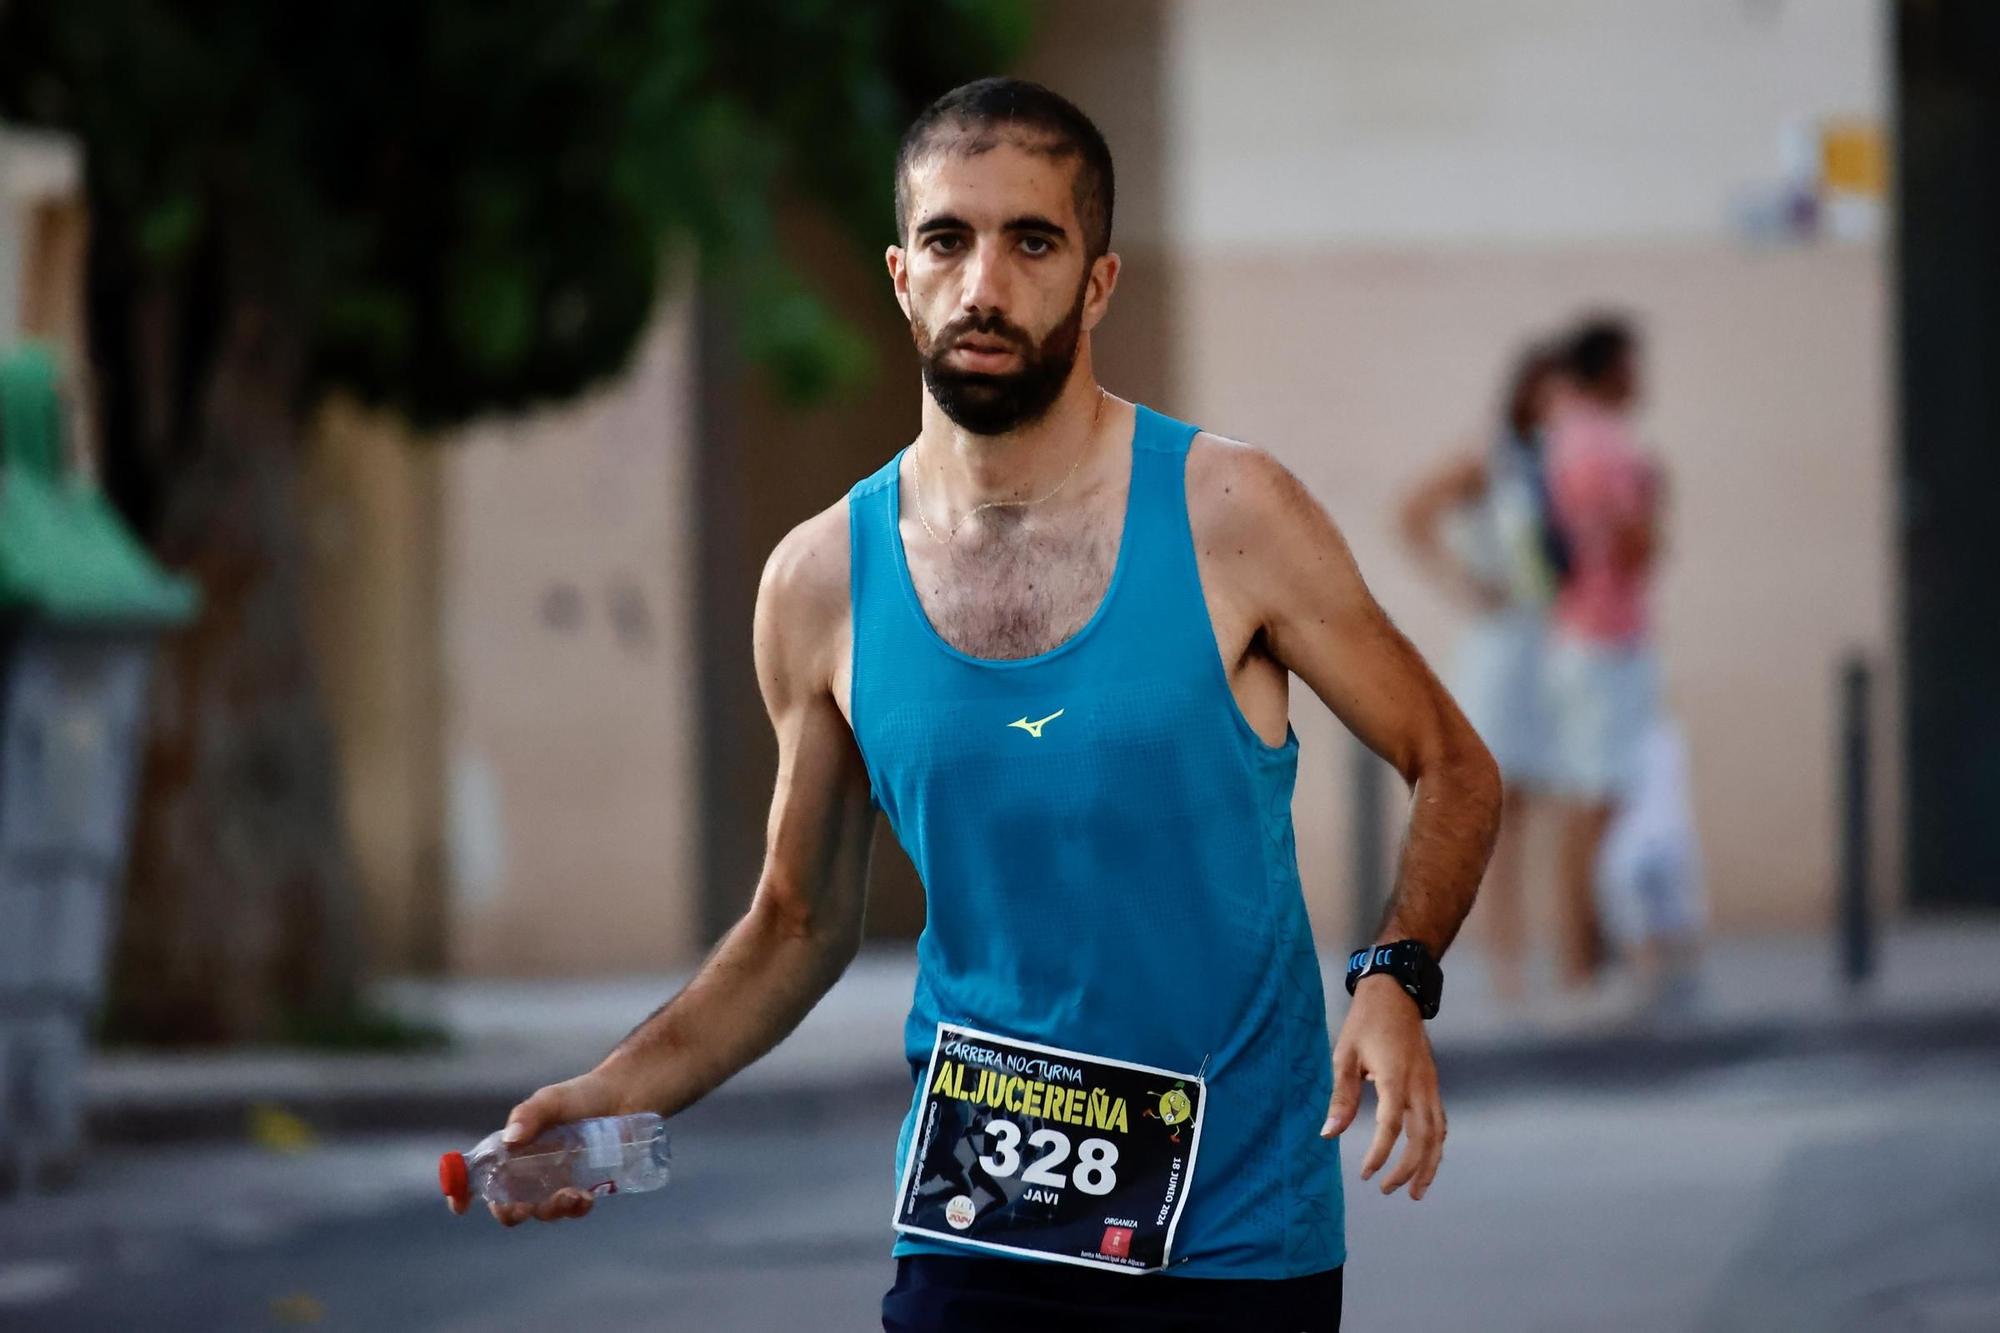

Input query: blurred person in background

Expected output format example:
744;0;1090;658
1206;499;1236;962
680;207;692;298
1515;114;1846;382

452;77;1503;1332
1541;316;1668;1003
1399;344;1567;1011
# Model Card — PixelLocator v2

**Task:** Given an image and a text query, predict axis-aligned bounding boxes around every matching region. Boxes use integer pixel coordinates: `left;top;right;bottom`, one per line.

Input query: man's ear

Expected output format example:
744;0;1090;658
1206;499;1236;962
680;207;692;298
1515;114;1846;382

886;245;912;321
1080;251;1121;335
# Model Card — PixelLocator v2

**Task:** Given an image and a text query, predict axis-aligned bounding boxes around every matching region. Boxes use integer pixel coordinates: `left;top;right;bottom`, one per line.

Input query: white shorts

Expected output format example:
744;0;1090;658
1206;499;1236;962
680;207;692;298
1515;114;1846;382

1596;719;1706;943
1450;608;1557;789
1546;635;1660;800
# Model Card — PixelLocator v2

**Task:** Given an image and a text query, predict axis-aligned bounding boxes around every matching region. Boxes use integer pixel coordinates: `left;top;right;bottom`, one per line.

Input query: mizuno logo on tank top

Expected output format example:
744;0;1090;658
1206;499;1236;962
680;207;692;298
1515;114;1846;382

1007;709;1065;738
844;404;1347;1280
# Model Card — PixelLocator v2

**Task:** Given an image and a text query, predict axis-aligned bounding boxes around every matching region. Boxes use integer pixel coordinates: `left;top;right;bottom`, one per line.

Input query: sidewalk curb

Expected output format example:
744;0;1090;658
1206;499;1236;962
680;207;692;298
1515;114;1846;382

1433;1004;2000;1093
82;1005;2000;1147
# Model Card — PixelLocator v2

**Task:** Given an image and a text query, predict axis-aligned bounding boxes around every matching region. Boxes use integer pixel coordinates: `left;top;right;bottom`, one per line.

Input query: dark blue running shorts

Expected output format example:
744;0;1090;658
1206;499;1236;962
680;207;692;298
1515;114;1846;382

881;1255;1343;1332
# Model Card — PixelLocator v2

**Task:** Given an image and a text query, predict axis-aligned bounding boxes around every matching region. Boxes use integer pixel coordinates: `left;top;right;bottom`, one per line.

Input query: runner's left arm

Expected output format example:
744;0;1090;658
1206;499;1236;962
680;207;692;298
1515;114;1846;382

1198;440;1502;1203
1213;442;1501;952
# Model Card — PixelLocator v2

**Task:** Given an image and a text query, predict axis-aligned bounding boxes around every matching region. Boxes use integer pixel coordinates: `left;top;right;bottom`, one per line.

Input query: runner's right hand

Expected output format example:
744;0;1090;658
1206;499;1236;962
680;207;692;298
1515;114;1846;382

449;1068;632;1227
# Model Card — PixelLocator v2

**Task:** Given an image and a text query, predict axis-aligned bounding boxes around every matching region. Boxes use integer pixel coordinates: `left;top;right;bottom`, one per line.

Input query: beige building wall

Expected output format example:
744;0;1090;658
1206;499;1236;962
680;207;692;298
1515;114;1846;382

1179;246;1894;943
439;300;704;975
1158;0;1896;945
304;401;448;975
310;301;705;979
1164;0;1886;247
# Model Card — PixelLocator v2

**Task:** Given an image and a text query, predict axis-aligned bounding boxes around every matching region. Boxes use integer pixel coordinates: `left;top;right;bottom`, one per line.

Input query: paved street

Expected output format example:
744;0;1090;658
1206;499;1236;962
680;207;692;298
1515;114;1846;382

5;1042;1998;1332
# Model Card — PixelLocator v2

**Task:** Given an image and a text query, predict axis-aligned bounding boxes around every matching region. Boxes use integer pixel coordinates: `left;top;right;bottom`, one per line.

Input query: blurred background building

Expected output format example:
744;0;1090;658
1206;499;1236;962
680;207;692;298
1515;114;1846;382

298;0;1903;978
0;128;88;408
6;2;1959;985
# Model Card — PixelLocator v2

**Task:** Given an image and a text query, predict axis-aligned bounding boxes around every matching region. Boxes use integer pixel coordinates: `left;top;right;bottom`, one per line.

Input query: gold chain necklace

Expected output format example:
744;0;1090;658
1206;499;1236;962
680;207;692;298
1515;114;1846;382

911;390;1106;544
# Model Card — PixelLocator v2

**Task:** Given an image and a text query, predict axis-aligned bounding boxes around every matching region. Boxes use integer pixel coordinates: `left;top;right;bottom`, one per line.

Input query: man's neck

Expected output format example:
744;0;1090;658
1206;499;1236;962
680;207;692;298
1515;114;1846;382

913;362;1111;510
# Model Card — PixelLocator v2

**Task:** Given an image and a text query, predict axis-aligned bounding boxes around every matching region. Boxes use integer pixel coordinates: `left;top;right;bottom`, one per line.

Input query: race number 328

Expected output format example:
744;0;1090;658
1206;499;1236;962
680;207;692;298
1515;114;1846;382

976;1120;1119;1195
896;1025;1206;1272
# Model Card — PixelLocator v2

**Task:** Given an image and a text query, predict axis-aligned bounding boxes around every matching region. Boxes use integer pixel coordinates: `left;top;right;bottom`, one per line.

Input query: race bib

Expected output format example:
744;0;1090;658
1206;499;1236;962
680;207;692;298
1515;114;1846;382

893;1023;1206;1274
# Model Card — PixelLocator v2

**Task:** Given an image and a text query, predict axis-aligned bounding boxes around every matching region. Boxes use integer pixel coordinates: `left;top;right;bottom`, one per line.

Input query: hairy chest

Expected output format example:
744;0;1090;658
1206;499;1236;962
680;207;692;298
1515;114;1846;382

902;506;1121;661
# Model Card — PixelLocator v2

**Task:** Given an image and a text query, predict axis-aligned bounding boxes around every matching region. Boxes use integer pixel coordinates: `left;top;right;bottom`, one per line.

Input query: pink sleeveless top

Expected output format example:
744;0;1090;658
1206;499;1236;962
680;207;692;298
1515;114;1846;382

1547;400;1655;645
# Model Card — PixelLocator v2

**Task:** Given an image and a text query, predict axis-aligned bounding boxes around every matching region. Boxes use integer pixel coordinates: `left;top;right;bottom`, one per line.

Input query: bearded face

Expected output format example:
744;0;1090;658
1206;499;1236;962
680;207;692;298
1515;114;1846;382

891;136;1113;436
909;276;1087;436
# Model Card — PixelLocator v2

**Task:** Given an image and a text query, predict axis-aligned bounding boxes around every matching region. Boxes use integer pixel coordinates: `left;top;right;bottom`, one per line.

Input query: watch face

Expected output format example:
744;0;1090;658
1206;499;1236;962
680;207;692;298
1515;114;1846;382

1345;942;1440;1017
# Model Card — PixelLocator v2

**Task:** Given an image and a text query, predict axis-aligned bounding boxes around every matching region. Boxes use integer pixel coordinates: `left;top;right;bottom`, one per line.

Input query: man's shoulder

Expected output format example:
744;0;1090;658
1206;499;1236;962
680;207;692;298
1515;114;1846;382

1185;431;1324;540
759;495;852;629
1182;430;1369;631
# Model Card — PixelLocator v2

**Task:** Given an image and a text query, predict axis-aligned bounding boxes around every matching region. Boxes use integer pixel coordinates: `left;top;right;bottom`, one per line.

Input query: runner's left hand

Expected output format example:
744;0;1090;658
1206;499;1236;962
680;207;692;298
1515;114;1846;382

1321;976;1445;1200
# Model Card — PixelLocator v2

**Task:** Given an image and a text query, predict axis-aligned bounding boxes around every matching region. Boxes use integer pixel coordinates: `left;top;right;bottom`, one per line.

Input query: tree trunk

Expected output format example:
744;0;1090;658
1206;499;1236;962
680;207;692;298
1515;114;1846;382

104;299;366;1045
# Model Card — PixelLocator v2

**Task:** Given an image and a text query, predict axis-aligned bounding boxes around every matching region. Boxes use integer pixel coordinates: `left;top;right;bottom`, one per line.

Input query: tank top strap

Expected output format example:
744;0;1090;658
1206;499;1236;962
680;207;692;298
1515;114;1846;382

1103;405;1219;662
1123;404;1200;548
1132;402;1202;459
846;446;924;806
846;445;906;622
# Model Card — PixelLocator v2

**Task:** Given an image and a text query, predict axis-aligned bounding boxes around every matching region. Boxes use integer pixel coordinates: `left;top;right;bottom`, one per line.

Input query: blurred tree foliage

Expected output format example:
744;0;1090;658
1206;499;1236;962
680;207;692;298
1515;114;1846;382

0;0;1031;434
0;0;1029;1043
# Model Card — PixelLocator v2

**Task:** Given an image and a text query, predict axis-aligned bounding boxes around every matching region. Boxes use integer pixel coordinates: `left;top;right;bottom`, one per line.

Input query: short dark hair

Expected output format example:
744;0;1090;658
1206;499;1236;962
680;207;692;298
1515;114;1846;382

1562;315;1640;389
894;78;1115;258
1503;341;1561;438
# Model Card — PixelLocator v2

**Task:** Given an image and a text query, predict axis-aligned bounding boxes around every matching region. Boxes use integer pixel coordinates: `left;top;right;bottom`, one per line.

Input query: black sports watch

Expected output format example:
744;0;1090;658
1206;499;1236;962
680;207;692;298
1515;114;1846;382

1344;939;1443;1020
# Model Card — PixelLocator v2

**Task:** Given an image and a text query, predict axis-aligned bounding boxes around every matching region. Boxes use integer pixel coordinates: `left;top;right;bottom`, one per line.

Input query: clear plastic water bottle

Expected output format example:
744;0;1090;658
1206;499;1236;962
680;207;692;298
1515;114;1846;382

440;1112;671;1210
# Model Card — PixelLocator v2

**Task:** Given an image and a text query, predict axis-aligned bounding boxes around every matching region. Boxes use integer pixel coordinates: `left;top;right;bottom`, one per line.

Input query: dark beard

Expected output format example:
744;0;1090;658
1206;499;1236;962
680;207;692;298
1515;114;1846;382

913;286;1087;436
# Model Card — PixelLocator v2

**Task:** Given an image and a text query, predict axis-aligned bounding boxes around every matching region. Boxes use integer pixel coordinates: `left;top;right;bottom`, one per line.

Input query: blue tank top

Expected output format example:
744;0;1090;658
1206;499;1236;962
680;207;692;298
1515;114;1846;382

847;405;1345;1279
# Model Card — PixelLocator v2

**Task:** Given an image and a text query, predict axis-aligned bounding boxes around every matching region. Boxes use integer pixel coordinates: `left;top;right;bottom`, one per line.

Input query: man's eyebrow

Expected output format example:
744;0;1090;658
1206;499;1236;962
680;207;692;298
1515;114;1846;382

1004;215;1067;238
911;213;1068;240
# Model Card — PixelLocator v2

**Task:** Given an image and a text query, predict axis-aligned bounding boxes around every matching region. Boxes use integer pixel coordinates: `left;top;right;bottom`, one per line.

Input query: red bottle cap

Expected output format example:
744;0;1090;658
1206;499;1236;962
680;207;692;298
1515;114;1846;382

439;1151;469;1206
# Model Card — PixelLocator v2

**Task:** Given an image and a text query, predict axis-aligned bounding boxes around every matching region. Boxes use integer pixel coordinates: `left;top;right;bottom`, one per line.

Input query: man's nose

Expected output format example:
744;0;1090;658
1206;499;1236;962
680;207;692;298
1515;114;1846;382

959;240;1011;317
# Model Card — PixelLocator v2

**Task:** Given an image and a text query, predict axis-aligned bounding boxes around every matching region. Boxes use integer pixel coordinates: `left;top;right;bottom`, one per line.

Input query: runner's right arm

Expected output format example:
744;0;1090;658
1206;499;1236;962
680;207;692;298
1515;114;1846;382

599;505;874;1112
469;506;874;1224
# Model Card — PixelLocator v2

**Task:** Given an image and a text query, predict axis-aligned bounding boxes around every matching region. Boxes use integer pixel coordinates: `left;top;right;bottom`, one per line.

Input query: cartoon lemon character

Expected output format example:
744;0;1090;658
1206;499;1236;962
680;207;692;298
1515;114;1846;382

1143;1081;1193;1143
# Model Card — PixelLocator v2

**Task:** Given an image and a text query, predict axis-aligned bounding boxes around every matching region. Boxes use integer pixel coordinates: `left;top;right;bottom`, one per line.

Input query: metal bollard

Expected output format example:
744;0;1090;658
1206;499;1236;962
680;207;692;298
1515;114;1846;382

1838;654;1874;989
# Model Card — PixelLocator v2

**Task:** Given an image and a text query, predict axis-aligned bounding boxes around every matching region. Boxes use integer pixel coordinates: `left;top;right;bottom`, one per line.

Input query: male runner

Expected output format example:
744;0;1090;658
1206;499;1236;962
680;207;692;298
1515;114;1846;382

452;79;1501;1332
